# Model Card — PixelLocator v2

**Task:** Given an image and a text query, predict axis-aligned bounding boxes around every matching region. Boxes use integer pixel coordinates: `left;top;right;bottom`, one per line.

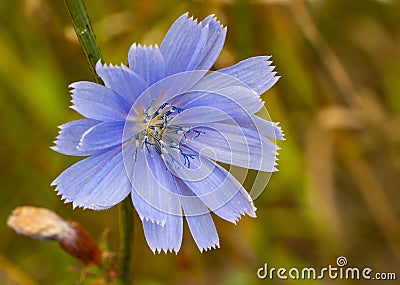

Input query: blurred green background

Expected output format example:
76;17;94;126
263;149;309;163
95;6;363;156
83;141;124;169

1;0;400;284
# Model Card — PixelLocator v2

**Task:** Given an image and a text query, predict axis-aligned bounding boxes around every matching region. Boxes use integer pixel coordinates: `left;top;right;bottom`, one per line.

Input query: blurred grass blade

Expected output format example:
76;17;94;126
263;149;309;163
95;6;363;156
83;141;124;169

0;254;40;285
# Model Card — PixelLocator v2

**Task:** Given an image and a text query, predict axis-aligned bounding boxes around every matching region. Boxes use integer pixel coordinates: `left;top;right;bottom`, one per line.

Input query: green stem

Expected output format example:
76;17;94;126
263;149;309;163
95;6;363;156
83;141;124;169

65;0;103;84
119;198;134;285
64;1;133;283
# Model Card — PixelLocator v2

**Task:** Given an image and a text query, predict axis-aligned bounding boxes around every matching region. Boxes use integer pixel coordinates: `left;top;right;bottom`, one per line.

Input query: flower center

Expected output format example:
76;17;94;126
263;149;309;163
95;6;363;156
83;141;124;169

143;102;182;153
132;101;205;169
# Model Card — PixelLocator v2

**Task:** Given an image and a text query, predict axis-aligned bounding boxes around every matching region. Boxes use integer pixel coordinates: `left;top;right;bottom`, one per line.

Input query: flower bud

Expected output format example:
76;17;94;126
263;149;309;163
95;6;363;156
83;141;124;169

7;206;102;266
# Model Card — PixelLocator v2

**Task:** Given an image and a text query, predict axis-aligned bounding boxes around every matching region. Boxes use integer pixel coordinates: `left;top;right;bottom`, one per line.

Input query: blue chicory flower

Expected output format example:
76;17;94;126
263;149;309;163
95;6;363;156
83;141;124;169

52;13;284;253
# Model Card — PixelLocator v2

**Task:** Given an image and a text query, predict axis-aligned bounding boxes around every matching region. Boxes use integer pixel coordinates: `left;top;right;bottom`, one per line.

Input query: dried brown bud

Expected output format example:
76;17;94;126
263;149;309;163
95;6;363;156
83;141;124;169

7;206;102;266
59;221;102;266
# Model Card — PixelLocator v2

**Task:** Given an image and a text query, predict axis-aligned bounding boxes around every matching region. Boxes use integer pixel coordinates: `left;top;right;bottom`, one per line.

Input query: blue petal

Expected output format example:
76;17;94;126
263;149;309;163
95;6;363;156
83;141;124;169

191;68;249;91
142;213;183;253
95;62;147;107
171;86;263;116
218;56;279;95
175;157;256;223
168;104;251;128
130;71;205;117
78;121;125;152
196;15;227;71
52;119;99;156
72;148;133;210
52;146;131;210
163;148;216;182
174;179;220;252
129;146;181;225
160;13;225;75
160;13;206;75
70;81;129;121
213;186;257;224
78;121;141;153
220;115;285;140
196;57;278;95
166;106;280;172
128;44;165;86
184;122;279;172
186;213;219;252
172;85;284;139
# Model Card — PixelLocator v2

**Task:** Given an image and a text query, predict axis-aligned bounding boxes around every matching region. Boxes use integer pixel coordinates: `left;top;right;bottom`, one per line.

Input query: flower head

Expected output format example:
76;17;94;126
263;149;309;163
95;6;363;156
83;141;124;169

52;13;284;253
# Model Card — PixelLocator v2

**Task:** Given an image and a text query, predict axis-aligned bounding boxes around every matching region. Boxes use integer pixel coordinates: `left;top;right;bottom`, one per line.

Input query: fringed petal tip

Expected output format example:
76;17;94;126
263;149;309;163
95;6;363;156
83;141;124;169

71;201;110;211
273;122;286;141
246;203;257;218
230;202;257;225
53;187;78;207
57;124;65;131
95;60;129;71
53;186;113;211
183;10;225;31
50;138;59;149
273;152;280;166
130;42;161;50
140;215;167;227
68;80;99;90
199;242;220;253
178;12;199;26
201;13;226;29
54;188;76;207
151;247;180;255
143;214;183;255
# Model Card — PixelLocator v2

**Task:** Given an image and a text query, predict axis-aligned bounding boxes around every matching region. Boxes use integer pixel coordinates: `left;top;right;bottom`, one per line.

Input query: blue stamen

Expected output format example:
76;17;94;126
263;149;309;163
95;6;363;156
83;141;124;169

184;129;205;139
152;102;170;118
181;152;198;168
192;129;205;138
144;138;154;152
171;106;184;113
144;100;156;119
